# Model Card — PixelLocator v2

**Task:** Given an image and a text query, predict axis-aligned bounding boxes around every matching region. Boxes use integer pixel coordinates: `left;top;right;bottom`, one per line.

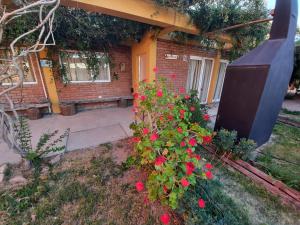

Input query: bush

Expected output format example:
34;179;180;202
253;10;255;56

130;78;213;210
214;129;237;152
15;117;69;171
233;138;257;160
182;90;210;128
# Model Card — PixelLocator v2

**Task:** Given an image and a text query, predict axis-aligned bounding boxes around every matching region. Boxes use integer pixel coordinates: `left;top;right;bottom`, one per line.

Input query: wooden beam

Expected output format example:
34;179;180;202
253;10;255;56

61;0;199;35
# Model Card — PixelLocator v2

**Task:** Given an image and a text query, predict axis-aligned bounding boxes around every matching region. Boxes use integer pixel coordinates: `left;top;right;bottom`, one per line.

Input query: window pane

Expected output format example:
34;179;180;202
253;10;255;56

199;59;213;103
61;51;110;82
187;59;202;91
213;62;227;101
0;50;35;84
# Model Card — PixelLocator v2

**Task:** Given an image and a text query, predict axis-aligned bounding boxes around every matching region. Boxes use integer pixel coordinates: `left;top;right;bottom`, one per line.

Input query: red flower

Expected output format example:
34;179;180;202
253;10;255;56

190;106;196;112
185;95;190;100
203;136;212;144
177;127;183;134
160;213;170;225
157;90;163;97
203;114;210;121
159;116;164;122
186;162;195;175
132;107;138;113
179;87;185;94
181;178;190;187
189;138;197;146
186;148;193;155
180;141;186;147
180;114;185;119
205;163;213;170
193;154;201;160
180;109;185;115
155;156;166;166
135;181;144;192
205;171;213;180
150;133;159;141
132;137;141;143
198;199;206;208
142;128;149;135
153;67;158;73
163;185;168;193
140;95;147;101
133;92;139;99
167;115;174;120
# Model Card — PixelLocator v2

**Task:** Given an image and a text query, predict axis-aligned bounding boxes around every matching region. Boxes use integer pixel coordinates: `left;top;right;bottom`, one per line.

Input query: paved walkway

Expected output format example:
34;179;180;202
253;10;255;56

3;98;295;166
0;107;134;165
282;96;300;112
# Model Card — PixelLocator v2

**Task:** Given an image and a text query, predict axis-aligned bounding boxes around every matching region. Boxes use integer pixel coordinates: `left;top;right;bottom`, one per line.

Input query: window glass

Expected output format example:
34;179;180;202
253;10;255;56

213;62;228;102
61;51;110;82
0;50;35;84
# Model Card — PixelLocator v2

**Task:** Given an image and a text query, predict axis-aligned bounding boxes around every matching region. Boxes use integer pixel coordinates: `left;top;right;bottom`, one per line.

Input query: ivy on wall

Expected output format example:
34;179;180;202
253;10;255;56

155;0;270;59
3;6;152;83
3;1;270;82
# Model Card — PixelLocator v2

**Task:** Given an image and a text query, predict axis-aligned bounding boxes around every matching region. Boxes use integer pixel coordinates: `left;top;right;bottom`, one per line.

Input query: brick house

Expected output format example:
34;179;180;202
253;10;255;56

1;1;231;116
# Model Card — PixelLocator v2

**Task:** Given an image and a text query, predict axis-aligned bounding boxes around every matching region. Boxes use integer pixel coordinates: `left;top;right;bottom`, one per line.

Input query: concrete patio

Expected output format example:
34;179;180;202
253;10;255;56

1;97;298;166
0;107;134;165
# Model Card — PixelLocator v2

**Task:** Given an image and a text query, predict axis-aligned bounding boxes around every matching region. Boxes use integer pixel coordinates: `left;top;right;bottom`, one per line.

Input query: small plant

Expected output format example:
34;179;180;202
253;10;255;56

130;78;213;213
233;138;257;160
214;129;237;152
15;117;69;170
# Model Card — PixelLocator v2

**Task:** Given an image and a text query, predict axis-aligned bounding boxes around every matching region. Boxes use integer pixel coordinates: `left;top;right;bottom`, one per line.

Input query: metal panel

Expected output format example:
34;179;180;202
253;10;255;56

215;0;298;146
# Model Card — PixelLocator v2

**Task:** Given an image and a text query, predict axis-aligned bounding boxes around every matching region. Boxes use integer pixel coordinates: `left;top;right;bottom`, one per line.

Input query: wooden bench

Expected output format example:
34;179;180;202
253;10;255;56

2;102;50;112
60;96;133;108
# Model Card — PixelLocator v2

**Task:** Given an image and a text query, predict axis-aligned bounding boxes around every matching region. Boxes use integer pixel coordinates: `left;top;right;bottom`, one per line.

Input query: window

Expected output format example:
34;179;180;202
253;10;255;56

187;56;214;104
213;61;228;102
0;49;36;85
60;51;111;83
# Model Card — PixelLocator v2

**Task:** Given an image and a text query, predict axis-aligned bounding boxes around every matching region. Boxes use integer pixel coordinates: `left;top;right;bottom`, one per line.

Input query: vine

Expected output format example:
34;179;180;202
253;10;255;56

155;0;270;59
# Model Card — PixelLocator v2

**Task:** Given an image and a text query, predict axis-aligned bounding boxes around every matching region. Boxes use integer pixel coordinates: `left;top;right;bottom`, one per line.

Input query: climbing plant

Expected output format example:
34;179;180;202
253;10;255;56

155;0;270;59
3;5;152;83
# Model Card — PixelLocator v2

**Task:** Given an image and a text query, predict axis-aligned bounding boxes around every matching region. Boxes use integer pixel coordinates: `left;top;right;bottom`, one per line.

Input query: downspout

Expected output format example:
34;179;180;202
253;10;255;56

35;52;52;113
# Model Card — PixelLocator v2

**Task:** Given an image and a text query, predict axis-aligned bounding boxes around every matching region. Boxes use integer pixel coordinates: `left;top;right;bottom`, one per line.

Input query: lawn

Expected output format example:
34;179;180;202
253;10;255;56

1;139;299;225
255;122;300;191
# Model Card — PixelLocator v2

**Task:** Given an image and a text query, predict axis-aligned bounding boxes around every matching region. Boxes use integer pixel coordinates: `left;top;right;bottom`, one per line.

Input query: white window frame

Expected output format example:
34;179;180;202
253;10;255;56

189;56;215;104
1;52;38;86
212;59;229;103
59;50;111;84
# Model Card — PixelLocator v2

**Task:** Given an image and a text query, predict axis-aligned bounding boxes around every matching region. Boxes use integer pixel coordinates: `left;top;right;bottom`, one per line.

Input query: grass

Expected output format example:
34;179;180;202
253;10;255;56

281;108;300;116
0;143;161;225
255;123;300;191
1;139;299;225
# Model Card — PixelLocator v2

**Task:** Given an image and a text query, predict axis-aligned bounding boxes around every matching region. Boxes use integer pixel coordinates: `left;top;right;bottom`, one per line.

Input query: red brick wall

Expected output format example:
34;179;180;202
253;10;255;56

156;39;217;91
55;46;132;102
0;53;47;105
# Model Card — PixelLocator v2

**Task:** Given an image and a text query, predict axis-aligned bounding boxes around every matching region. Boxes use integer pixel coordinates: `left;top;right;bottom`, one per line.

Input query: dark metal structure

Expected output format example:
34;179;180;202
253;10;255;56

214;0;298;146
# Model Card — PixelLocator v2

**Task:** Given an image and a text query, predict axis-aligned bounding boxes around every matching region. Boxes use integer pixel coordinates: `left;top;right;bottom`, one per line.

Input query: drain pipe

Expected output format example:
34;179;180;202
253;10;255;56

34;53;52;113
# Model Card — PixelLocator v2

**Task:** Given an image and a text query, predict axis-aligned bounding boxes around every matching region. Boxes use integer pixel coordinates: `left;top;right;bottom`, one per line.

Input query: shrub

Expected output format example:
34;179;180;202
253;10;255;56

233;138;257;160
214;129;237;152
130;78;213;210
182;90;210;128
15;117;69;170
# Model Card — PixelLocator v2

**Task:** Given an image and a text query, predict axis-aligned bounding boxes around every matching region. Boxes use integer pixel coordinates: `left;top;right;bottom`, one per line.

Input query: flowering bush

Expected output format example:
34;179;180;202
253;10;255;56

130;78;213;211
